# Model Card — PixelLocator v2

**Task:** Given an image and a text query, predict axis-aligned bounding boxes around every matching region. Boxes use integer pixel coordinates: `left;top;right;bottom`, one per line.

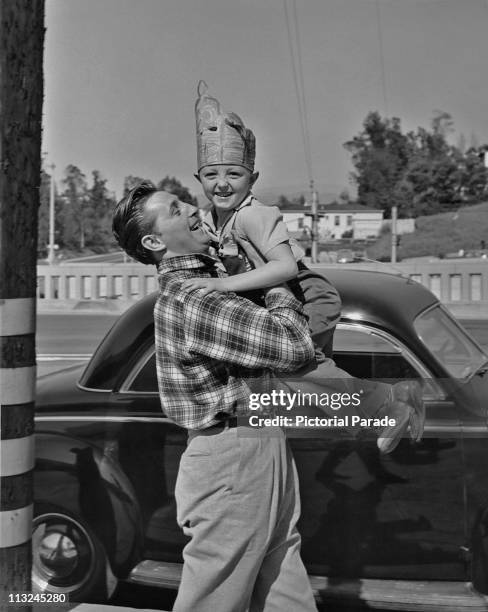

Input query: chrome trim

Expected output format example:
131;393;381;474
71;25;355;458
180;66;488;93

460;425;488;435
336;322;446;400
34;415;174;424
127;559;488;609
34;417;487;434
119;344;157;394
128;560;181;590
37;354;91;360
32;512;95;595
76;384;111;393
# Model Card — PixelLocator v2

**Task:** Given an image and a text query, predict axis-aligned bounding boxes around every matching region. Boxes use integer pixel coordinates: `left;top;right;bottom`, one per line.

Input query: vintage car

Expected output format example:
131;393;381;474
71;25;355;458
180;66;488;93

33;268;488;610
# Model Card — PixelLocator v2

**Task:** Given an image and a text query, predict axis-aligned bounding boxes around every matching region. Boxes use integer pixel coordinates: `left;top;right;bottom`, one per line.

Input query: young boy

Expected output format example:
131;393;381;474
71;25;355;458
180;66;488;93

187;81;341;361
184;81;425;454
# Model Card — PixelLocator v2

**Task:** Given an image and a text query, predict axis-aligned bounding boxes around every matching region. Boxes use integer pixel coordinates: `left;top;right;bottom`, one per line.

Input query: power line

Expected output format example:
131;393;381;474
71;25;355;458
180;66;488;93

283;0;314;189
375;0;389;117
292;0;314;187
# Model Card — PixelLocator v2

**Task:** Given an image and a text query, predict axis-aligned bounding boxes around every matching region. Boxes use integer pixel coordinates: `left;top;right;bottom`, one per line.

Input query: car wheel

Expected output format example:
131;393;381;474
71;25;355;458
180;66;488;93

32;505;118;602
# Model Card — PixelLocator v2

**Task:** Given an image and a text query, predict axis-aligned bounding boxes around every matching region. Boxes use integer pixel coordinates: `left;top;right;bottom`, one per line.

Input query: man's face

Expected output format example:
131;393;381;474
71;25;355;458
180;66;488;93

197;165;258;213
143;191;212;257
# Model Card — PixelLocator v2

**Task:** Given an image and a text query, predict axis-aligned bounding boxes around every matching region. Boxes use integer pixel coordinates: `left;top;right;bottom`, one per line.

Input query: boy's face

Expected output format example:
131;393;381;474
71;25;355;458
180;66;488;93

197;165;259;213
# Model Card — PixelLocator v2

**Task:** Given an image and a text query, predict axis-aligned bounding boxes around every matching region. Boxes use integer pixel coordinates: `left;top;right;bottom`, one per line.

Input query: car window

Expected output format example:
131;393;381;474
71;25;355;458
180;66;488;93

126;351;158;393
125;324;440;398
333;323;440;399
414;305;487;380
333;324;419;379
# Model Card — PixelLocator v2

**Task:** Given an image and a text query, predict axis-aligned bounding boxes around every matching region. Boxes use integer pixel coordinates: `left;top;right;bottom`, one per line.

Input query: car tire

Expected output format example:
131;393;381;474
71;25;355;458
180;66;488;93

32;504;118;603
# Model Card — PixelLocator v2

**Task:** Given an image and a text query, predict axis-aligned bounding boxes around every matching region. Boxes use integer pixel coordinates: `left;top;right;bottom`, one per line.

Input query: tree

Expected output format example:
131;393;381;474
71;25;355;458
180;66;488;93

123;174;148;196
461;147;488;202
404;115;464;214
157;175;198;206
87;170;117;249
277;195;293;209
60;165;90;249
345;110;486;219
344;112;412;217
0;0;44;596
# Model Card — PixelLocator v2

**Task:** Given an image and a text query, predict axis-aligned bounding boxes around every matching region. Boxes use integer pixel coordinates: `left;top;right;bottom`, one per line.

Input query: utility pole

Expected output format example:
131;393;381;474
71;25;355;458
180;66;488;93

391;205;398;264
311;190;318;264
48;163;55;265
0;0;45;605
310;181;318;263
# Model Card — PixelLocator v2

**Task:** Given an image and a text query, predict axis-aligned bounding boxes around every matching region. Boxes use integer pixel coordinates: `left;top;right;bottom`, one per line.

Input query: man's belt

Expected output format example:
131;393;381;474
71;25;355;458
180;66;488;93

188;416;238;440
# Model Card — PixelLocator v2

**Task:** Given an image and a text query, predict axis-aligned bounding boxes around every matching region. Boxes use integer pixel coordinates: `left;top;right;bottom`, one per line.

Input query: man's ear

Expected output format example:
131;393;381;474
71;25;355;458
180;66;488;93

194;172;201;184
250;171;259;187
141;234;167;254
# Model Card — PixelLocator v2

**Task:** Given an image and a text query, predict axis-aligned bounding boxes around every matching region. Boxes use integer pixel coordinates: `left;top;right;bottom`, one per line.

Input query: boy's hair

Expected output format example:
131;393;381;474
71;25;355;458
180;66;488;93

112;180;158;265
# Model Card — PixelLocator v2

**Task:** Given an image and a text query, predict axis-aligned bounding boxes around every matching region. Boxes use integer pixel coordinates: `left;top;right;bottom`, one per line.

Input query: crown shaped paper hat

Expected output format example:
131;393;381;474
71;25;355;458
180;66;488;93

195;80;256;172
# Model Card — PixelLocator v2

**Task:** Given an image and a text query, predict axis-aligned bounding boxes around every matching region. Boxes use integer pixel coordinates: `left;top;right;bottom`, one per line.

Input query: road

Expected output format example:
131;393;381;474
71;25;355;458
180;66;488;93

36;313;488;377
37;313;118;376
39;251;129;265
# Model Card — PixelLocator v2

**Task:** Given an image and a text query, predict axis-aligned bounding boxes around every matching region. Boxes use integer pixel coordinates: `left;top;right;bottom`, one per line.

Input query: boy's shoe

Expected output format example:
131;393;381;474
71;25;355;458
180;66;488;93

376;381;425;454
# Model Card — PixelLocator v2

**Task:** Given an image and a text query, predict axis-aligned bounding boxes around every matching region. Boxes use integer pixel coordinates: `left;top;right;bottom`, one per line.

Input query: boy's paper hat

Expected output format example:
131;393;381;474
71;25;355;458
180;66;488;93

195;81;255;172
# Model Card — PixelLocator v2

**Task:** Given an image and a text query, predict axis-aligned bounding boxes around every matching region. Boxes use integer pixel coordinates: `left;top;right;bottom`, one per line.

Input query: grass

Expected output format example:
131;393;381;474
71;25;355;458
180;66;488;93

366;201;488;261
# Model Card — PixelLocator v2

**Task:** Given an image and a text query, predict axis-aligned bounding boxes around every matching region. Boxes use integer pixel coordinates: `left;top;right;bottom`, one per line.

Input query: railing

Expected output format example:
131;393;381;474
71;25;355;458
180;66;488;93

311;260;488;304
36;263;158;301
36;260;488;316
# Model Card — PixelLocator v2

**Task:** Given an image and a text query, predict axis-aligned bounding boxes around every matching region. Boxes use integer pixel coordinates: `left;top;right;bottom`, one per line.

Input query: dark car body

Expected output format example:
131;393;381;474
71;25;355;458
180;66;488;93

34;269;488;610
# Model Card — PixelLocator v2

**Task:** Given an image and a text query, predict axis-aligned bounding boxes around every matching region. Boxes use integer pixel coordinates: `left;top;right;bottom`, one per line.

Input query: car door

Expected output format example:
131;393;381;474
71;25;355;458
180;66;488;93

291;322;468;582
110;345;188;564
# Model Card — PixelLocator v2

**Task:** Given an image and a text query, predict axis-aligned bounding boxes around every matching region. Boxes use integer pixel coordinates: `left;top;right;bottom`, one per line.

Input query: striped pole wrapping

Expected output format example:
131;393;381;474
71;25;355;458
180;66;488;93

0;0;45;606
1;301;36;586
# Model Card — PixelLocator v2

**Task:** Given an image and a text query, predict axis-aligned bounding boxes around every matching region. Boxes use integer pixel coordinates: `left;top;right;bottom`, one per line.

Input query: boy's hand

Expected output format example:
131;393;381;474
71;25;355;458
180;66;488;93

231;231;266;269
181;277;228;296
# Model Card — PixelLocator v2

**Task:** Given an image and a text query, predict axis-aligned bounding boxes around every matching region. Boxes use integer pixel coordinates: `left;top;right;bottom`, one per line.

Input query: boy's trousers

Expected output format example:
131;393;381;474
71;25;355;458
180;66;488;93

173;424;318;612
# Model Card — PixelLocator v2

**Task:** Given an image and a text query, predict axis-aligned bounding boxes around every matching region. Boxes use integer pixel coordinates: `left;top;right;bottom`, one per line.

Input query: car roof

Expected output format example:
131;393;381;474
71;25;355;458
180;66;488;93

80;268;439;391
318;267;437;328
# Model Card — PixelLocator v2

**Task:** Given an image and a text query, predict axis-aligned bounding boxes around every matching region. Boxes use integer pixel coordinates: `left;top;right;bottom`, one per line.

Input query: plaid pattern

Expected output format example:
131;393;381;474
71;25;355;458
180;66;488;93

154;253;314;429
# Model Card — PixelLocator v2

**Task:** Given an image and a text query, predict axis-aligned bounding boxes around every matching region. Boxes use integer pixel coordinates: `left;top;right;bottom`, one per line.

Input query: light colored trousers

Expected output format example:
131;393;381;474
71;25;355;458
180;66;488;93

173;424;318;612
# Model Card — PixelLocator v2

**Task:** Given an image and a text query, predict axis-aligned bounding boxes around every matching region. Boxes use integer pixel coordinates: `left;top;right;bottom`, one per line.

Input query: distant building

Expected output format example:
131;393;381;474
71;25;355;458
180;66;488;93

280;202;384;240
382;218;416;235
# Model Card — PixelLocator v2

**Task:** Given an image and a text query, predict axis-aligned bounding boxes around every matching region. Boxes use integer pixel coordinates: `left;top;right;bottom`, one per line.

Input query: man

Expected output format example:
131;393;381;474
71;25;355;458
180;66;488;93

113;183;320;611
187;81;425;454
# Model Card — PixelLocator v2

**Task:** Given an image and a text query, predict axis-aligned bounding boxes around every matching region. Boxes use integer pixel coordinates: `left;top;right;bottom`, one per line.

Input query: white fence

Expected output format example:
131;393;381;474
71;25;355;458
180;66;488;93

36;264;158;301
36;260;488;315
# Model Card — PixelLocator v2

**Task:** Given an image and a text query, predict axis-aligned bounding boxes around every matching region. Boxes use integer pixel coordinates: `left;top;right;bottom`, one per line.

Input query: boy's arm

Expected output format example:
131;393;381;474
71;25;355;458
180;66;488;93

212;242;297;292
182;203;299;294
181;283;315;373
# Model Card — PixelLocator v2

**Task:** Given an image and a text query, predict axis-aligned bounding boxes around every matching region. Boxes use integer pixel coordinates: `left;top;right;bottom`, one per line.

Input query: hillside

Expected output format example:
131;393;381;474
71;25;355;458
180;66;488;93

367;202;488;261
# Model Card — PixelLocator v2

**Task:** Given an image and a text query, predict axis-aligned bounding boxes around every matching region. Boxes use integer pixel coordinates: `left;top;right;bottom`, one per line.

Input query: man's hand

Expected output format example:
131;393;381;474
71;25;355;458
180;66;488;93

181;277;228;296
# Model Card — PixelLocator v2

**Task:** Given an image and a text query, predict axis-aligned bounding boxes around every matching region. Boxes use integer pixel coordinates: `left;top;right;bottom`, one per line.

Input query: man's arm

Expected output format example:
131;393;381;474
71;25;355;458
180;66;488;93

182;286;315;372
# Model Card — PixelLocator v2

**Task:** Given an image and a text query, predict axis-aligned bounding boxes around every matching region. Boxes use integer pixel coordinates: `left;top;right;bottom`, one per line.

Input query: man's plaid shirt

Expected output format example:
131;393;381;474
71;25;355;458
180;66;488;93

154;253;315;429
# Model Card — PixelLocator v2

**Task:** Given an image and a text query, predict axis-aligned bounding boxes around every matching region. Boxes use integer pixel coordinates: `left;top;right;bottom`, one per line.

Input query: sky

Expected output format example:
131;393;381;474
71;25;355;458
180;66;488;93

42;0;488;202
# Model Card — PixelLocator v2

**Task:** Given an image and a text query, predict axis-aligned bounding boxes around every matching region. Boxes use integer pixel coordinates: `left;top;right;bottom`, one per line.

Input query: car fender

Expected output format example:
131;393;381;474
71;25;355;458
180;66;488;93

34;431;144;577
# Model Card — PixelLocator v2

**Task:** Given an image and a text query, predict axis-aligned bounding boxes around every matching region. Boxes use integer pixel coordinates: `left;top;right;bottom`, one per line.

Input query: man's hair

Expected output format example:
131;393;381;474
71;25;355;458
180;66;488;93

112;180;159;265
